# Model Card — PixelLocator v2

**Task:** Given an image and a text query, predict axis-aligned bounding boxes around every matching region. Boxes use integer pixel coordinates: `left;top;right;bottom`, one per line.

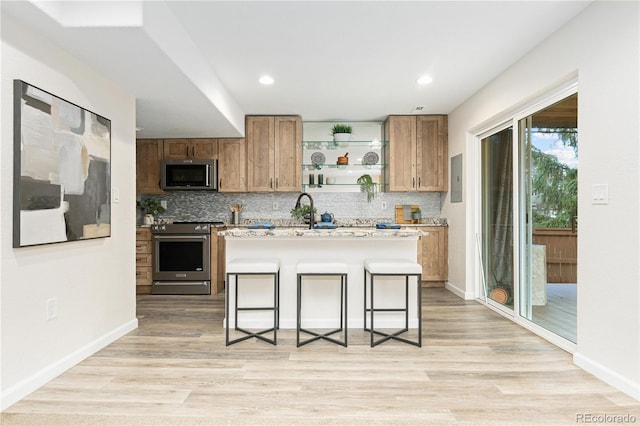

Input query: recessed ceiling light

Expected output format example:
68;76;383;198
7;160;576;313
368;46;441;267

259;75;274;85
417;75;433;85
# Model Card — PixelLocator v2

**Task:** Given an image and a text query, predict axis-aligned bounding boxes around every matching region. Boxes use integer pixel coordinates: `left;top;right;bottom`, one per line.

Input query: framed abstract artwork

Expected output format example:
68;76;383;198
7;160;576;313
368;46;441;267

13;80;111;247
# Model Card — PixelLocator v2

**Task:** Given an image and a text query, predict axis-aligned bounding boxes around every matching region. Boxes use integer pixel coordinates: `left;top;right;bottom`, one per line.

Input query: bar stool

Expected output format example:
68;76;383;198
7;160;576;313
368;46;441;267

226;258;280;346
296;259;348;347
363;258;422;347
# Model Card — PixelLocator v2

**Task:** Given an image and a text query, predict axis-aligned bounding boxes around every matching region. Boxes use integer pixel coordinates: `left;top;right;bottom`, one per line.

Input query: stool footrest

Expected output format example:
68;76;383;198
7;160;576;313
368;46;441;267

298;328;346;347
228;327;277;345
371;328;420;347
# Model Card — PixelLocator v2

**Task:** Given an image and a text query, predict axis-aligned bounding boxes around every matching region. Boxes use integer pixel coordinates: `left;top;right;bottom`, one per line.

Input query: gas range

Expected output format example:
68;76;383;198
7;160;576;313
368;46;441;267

151;221;225;234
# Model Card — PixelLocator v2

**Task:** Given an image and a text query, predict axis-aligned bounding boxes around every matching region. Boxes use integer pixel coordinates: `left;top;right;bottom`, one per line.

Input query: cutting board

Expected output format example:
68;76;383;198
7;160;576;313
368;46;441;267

395;205;420;224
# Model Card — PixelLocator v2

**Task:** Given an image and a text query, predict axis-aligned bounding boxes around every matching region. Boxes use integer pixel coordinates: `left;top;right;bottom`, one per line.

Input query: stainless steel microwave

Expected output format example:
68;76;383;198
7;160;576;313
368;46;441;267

160;159;218;191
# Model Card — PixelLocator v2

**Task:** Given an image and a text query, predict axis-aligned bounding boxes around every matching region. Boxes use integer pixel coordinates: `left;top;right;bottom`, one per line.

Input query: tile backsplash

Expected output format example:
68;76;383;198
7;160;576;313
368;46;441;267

138;191;444;225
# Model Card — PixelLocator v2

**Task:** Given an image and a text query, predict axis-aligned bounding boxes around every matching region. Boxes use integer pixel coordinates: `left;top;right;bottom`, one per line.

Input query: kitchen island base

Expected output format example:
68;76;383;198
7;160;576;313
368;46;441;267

221;228;423;331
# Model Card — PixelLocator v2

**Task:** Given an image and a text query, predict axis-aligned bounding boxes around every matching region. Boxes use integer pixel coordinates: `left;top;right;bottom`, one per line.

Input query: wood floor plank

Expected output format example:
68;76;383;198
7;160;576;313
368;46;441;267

2;288;638;426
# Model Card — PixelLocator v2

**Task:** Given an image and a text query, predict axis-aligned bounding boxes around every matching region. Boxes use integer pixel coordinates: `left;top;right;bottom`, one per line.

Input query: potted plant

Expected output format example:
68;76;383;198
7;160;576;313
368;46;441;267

290;204;317;223
331;123;352;142
412;207;422;222
357;174;377;203
137;198;166;225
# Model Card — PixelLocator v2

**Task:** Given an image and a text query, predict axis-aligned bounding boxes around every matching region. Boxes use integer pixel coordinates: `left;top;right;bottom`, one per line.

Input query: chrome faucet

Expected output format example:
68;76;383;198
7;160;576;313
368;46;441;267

294;192;315;229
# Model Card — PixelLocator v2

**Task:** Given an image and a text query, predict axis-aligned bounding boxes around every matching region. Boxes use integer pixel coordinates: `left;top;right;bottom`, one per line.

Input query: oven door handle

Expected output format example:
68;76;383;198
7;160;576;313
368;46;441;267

154;235;208;240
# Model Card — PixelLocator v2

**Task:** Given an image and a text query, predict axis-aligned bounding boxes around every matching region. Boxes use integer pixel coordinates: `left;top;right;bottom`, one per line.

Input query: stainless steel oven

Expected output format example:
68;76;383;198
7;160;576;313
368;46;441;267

151;222;220;295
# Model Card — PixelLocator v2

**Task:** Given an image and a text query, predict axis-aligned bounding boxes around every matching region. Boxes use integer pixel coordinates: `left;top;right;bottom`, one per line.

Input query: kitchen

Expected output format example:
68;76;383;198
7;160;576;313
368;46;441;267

135;118;449;329
2;0;639;416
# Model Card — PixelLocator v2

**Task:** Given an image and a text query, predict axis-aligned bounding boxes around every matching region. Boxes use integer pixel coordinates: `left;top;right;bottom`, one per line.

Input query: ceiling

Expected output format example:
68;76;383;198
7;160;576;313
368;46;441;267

2;1;591;139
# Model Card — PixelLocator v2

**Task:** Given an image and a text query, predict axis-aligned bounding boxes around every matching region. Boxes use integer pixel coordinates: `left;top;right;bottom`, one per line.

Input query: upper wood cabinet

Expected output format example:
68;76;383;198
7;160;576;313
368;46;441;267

384;115;448;192
246;115;302;192
136;139;164;194
163;138;218;160
218;138;247;193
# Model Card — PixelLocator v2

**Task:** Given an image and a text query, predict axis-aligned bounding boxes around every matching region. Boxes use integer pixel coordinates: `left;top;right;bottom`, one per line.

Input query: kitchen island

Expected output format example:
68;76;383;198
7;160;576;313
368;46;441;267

219;227;423;330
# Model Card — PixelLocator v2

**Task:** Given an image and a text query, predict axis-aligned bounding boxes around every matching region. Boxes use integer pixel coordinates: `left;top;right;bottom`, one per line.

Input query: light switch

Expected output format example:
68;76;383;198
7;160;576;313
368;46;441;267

592;184;608;205
112;187;120;203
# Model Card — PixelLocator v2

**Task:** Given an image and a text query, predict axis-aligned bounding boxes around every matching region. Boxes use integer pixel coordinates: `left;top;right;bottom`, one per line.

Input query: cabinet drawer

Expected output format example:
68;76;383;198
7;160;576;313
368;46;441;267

136;267;152;285
136;228;151;240
136;253;152;267
136;240;152;254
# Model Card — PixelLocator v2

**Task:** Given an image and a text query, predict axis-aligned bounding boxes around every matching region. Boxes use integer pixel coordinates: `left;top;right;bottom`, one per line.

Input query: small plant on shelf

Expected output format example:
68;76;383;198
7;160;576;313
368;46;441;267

330;123;352;135
331;123;352;143
357;174;377;203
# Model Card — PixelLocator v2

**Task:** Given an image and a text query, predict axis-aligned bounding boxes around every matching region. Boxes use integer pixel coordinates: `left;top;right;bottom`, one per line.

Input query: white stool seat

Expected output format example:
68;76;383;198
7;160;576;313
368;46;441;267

364;258;422;275
297;259;348;274
227;258;280;274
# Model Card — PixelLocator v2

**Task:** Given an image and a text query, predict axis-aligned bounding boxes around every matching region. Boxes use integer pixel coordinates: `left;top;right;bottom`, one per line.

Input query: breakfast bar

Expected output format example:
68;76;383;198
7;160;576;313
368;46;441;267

219;227;423;330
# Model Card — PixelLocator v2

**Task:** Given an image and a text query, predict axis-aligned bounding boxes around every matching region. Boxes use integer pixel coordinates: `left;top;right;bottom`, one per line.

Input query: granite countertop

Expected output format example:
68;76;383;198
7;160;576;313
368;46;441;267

219;227;424;238
235;217;448;228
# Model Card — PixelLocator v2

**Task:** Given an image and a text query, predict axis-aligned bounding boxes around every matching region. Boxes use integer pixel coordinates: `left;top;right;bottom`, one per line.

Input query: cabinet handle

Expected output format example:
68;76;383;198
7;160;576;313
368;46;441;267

219;179;222;189
412;177;416;188
270;178;273;188
418;177;421;188
192;146;195;157
275;178;279;189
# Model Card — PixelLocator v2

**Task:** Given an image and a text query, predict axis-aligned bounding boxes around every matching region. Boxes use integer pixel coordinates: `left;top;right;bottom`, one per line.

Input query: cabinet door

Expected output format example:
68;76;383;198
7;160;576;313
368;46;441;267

385;116;416;192
218;138;247;192
273;116;302;192
136;139;164;194
210;227;227;295
163;139;191;159
163;139;217;159
191;139;218;159
246;116;275;191
416;115;448;191
135;227;152;294
419;227;448;282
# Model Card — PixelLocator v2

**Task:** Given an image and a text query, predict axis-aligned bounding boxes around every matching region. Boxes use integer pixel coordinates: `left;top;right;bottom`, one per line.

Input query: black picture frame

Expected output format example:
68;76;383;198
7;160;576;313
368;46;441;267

13;80;112;247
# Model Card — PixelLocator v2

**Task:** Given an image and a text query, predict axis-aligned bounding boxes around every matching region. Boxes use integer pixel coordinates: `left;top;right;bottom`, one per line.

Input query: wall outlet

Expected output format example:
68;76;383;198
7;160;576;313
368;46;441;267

381;201;387;209
272;202;279;210
46;298;57;320
161;200;168;209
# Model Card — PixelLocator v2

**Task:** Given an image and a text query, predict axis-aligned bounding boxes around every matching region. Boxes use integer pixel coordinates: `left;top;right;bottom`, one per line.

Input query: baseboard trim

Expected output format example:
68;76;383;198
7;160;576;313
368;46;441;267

1;318;138;411
573;352;640;401
445;281;474;300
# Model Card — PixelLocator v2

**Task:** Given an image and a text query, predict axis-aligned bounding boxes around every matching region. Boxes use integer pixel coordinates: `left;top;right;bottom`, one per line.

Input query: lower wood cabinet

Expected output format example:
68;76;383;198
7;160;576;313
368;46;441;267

418;226;448;286
210;227;226;295
135;227;153;294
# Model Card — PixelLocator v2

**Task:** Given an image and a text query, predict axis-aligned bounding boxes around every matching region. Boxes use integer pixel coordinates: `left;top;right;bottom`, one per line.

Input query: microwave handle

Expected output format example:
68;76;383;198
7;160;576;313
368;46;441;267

205;164;210;187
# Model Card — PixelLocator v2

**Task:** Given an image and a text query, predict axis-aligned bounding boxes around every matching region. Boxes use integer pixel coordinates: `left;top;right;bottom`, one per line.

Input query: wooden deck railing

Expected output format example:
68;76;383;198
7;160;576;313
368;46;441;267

532;228;577;283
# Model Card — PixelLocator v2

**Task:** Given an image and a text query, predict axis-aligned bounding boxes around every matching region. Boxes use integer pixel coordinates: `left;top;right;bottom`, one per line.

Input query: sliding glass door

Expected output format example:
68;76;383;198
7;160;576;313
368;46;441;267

479;92;578;343
481;126;515;312
519;94;578;342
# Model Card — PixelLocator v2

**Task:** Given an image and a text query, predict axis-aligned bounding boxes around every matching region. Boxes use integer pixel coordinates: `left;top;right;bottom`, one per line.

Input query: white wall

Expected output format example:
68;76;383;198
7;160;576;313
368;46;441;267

442;1;639;399
0;17;138;409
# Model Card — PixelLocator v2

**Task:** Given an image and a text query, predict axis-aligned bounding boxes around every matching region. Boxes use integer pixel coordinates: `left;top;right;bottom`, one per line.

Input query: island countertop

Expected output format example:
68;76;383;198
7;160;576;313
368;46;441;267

219;227;424;238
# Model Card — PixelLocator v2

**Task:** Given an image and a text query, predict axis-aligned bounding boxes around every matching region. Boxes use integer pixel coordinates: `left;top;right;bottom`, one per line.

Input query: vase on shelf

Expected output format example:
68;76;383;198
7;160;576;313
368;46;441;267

143;214;154;225
333;133;351;142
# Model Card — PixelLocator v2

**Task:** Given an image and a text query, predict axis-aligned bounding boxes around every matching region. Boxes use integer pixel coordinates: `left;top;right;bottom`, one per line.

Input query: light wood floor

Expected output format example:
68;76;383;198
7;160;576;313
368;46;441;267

2;288;638;425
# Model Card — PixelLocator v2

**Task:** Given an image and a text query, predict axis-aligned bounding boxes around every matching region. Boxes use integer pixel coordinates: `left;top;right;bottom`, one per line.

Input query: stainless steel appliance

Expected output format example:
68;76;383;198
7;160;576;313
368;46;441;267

151;222;222;294
160;159;218;191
